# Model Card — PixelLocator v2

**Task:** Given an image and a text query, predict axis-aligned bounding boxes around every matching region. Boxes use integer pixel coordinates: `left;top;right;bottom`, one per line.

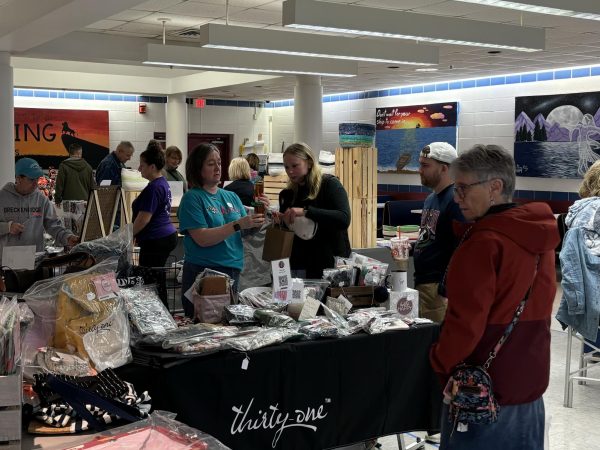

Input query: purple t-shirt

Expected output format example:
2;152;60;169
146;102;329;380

132;176;176;242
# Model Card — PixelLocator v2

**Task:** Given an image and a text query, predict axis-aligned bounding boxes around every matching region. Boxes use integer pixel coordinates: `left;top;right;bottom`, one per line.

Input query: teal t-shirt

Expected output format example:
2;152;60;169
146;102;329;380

178;187;247;270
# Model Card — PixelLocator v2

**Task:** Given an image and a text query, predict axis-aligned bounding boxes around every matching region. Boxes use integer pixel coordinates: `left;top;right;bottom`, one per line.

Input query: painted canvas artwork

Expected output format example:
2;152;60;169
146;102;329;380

14;108;110;169
375;102;458;173
514;92;600;179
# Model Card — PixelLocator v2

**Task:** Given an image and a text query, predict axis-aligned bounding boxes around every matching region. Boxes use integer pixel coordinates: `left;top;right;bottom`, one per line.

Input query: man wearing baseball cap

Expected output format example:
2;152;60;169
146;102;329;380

0;158;78;269
413;142;464;444
414;142;465;321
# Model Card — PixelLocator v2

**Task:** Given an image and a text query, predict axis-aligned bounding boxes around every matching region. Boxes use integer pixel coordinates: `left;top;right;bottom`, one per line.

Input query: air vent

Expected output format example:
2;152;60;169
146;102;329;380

170;28;202;38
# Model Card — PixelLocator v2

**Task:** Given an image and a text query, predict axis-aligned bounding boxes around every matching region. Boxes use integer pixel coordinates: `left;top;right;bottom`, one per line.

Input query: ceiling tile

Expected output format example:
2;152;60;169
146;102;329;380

132;0;185;12
163;2;243;18
85;19;126;30
137;12;211;27
106;10;153;22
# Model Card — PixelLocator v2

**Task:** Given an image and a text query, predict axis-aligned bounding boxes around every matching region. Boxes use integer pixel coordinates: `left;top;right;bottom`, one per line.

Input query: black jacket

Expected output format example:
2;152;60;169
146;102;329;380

224;179;254;206
279;175;351;278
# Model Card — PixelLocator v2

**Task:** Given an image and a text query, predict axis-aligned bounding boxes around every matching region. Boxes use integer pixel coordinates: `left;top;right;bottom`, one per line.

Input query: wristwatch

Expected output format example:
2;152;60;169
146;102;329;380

233;222;241;232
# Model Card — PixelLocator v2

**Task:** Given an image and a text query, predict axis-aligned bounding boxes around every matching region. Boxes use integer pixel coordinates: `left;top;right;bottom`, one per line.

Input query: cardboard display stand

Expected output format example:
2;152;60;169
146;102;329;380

80;187;121;242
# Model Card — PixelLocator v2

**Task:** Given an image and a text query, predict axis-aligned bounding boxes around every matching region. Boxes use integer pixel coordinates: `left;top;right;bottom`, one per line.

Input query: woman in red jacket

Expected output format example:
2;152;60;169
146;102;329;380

430;144;559;449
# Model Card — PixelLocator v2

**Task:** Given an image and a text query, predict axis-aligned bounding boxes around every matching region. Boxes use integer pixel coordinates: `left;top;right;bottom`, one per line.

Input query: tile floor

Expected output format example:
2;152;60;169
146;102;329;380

23;285;600;450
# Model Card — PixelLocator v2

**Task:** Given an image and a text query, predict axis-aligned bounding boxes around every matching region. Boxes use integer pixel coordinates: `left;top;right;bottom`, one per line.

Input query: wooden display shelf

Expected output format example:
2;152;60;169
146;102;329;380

264;174;289;204
335;147;377;249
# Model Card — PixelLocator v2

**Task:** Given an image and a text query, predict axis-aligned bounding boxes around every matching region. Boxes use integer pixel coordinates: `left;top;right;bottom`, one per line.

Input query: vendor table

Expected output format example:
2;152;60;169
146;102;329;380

117;324;441;450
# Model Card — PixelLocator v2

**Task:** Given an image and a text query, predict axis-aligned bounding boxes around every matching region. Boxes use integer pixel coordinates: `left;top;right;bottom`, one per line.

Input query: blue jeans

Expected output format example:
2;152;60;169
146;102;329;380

181;261;240;318
440;397;545;450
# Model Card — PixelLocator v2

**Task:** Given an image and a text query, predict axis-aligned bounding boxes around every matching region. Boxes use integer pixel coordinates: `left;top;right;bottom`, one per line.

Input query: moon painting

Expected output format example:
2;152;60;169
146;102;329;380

514;92;600;179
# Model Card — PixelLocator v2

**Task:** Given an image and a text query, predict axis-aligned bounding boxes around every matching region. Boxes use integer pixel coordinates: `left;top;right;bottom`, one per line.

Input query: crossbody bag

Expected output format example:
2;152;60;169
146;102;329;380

443;252;540;433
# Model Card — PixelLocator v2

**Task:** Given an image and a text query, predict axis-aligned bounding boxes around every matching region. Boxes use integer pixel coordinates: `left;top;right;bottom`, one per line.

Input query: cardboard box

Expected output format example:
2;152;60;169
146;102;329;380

201;276;228;295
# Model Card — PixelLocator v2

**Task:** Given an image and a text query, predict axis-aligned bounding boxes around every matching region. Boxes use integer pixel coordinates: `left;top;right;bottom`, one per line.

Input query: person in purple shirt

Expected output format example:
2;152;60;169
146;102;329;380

132;143;177;268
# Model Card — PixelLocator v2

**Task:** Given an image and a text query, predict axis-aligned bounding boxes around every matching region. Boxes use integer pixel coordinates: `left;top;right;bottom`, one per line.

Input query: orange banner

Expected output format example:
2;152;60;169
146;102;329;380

14;108;109;169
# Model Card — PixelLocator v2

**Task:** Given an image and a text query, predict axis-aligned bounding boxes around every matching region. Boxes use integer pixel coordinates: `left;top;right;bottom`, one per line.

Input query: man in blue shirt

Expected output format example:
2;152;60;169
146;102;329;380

95;141;135;186
413;142;464;323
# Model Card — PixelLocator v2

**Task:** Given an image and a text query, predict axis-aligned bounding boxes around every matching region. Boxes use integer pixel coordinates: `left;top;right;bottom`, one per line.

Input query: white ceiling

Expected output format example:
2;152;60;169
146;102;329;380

3;0;600;100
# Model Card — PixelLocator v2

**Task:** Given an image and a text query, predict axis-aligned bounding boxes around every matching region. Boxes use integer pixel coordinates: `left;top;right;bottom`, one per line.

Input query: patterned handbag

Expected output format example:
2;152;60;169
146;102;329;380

444;256;540;432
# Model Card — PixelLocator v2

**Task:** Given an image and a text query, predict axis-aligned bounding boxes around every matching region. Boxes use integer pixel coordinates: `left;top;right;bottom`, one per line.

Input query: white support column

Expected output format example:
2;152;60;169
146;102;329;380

294;75;322;154
0;53;14;187
166;94;188;170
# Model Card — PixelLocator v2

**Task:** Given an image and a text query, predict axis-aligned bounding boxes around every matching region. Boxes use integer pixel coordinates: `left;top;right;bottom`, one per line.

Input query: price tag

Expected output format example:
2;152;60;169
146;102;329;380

241;356;250;370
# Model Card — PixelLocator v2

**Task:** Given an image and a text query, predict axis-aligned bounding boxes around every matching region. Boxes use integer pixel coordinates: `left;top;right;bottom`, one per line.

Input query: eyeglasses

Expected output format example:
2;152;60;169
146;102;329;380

454;180;489;198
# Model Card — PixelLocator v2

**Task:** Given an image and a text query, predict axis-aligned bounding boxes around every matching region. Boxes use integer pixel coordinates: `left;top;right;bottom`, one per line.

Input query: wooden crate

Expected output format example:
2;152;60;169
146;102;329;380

0;371;22;445
264;175;289;204
335;147;377;248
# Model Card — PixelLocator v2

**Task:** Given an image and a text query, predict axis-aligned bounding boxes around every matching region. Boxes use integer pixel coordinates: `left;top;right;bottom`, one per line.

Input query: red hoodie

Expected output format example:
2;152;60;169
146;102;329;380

430;202;560;405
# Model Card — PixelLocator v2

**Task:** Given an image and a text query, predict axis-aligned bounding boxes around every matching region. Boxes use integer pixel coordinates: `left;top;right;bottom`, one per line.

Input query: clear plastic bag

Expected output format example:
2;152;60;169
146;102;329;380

121;285;177;336
22;258;129;374
0;296;20;375
224;327;300;352
61;410;231;449
298;318;339;339
71;225;133;270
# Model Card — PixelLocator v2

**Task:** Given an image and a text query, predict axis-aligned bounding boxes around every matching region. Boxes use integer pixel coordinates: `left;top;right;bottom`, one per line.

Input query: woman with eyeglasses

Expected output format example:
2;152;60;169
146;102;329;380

430;145;559;449
178;143;268;318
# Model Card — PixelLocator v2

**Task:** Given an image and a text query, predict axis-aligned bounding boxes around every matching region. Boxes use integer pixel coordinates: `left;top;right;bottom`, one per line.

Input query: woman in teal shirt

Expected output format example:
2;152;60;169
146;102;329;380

178;143;266;317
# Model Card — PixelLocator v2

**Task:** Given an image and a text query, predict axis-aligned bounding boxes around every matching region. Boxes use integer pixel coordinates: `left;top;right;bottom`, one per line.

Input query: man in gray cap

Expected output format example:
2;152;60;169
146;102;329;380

0;158;78;267
413;142;465;322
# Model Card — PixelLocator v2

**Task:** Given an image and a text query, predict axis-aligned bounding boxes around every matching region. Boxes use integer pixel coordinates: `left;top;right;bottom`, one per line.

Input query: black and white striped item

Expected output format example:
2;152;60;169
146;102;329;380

33;370;151;432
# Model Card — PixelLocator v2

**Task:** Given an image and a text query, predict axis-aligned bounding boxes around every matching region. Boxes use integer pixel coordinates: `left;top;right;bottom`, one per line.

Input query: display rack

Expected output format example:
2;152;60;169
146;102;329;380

335;147;378;248
80;186;120;242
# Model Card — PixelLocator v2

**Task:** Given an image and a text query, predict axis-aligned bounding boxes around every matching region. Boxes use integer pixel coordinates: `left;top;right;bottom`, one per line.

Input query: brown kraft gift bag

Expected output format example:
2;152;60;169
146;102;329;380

262;224;294;261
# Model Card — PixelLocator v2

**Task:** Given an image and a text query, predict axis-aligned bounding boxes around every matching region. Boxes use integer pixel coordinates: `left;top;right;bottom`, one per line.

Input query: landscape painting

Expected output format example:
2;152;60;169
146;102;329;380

14;108;110;169
514;92;600;178
376;102;458;173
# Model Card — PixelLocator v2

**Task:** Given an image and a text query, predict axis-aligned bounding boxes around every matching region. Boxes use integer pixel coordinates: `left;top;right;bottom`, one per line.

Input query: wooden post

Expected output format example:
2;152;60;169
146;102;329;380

335;147;377;248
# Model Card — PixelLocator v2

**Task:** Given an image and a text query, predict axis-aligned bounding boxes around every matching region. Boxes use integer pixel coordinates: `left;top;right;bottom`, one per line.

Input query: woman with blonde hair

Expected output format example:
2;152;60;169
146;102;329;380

556;160;600;341
277;142;351;278
224;157;254;206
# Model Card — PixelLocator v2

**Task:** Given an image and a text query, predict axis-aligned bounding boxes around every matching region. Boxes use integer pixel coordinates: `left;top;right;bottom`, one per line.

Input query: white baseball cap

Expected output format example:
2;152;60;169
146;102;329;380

420;142;457;164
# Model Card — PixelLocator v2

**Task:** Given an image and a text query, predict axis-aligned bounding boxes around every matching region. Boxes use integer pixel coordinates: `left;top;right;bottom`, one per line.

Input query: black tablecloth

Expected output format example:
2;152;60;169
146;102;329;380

117;324;442;450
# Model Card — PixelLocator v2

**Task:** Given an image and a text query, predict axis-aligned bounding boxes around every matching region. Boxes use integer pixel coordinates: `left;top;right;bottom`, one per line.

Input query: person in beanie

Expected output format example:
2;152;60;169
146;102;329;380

0;158;78;266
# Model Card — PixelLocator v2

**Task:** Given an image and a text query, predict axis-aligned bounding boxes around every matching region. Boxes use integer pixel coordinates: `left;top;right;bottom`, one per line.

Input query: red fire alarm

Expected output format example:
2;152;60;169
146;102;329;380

138;103;147;114
194;98;206;109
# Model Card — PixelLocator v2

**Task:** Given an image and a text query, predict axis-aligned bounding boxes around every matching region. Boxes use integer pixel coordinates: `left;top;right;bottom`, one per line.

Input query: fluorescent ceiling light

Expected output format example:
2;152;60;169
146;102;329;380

452;0;600;21
282;0;545;52
198;23;438;66
144;43;357;77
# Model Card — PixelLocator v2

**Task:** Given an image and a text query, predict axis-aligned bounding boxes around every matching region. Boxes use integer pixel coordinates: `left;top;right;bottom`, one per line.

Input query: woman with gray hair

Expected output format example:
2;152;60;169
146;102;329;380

430;144;559;449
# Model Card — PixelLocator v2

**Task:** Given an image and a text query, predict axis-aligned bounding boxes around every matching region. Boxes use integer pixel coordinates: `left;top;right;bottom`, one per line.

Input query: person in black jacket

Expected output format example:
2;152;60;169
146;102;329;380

277;142;351;278
224;157;254;206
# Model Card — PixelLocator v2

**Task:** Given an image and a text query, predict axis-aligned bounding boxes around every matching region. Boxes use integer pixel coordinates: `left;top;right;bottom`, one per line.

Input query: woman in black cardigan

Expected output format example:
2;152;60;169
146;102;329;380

278;142;351;278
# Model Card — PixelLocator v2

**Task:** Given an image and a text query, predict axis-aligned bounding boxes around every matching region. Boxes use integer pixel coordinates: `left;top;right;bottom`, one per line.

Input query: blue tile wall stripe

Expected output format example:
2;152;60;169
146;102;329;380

11;65;600;110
